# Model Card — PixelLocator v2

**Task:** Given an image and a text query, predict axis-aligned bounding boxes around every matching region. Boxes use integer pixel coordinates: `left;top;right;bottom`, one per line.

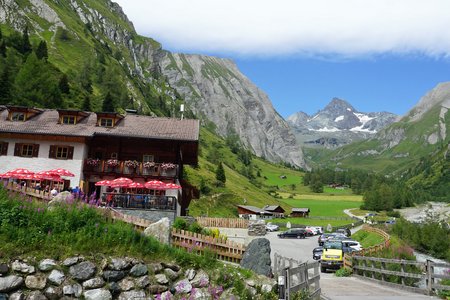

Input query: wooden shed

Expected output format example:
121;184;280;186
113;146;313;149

291;208;310;218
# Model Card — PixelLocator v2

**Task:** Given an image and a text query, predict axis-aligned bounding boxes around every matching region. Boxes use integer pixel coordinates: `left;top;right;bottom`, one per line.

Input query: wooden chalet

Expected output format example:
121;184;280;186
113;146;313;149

263;205;285;218
291;208;310;218
0;106;199;216
237;205;273;220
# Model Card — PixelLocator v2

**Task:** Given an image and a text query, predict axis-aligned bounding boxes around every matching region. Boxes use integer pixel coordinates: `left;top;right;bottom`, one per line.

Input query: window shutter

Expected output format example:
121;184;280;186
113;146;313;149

49;145;56;158
33;144;39;157
0;142;8;155
14;143;22;156
67;146;74;159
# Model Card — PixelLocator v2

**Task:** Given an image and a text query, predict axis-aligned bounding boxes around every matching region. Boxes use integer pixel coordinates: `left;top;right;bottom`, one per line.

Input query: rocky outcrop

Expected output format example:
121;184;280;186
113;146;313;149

0;257;275;299
143;217;171;244
240;238;272;277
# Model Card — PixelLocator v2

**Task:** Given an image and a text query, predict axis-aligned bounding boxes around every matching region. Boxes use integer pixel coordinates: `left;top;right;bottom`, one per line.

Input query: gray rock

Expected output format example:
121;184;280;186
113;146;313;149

84;288;112;300
83;277;105;289
262;283;274;293
102;270;125;282
25;275;47;289
240;238;272;277
44;286;62;300
148;263;163;274
0;275;24;293
69;261;96;281
107;282;120;296
185;269;196;281
47;270;65;286
108;258;130;271
248;220;266;236
159;291;173;300
118;290;146;300
62;257;79;267
129;264;147;277
155;274;168;285
11;261;35;274
164;268;178;280
135;275;150;289
9;291;25;300
38;259;57;272
190;270;209;288
0;294;8;300
173;279;192;294
63;283;82;297
190;288;211;300
118;278;134;291
0;264;9;275
147;284;167;294
25;290;47;300
161;262;180;272
48;191;73;209
143;217;171;245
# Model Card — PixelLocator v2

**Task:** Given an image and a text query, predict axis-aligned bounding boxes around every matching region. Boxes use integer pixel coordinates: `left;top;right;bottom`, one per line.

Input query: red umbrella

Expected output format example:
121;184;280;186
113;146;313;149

127;182;144;189
19;174;42;181
7;168;35;178
0;172;12;178
46;168;75;177
95;180;112;186
144;180;165;190
36;171;62;181
164;183;182;190
111;177;133;187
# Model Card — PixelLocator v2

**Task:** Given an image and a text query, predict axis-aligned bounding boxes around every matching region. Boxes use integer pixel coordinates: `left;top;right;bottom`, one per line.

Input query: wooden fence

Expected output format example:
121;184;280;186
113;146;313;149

344;225;390;269
108;209;152;230
273;253;321;300
196;217;249;228
171;229;246;264
351;256;450;295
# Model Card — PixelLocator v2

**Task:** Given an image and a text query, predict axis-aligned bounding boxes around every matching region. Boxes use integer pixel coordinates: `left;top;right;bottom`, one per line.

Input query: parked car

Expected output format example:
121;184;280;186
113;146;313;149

312;246;323;260
305;226;320;235
341;240;362;251
277;228;306;239
385;219;396;225
265;223;280;232
336;228;352;237
318;233;346;245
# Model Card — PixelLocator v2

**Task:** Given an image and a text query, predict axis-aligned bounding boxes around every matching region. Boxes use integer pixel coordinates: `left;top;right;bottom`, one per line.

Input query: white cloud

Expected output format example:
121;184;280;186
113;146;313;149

114;0;450;57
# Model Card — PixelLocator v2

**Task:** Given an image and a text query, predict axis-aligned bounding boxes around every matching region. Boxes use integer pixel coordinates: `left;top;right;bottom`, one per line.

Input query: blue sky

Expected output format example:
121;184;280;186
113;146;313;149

115;0;450;118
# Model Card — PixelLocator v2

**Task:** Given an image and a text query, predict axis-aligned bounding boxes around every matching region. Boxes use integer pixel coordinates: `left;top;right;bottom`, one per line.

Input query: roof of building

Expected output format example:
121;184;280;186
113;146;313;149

292;208;310;213
0;109;199;142
237;205;273;215
264;205;285;212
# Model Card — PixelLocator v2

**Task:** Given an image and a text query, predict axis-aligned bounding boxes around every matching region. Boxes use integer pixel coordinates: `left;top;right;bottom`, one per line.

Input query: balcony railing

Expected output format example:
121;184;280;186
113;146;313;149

102;193;177;211
83;160;178;178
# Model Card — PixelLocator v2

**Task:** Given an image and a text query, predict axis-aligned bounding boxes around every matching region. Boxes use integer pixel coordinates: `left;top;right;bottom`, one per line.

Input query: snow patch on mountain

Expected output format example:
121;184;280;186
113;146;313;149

335;115;344;122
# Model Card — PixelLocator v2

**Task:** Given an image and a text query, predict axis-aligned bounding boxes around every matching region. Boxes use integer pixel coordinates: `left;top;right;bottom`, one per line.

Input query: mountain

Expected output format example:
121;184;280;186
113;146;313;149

287;98;398;149
319;83;450;174
0;0;307;169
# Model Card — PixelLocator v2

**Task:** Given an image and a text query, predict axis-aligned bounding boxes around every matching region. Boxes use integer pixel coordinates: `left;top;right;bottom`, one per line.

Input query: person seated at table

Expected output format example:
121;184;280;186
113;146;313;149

106;193;113;207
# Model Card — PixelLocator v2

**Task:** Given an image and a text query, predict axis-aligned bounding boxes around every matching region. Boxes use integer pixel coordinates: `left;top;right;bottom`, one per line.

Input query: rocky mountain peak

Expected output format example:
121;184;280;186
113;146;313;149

323;98;356;114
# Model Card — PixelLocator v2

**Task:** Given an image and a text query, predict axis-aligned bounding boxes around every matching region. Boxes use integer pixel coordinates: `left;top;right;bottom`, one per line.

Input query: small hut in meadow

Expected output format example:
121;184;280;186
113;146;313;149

291;208;310;218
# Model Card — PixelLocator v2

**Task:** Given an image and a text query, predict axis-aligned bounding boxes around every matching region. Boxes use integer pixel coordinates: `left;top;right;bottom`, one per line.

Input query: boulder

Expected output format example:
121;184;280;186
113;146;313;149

174;279;192;294
47;270;65;285
63;283;82;297
25;290;47;300
0;275;24;293
108;258;130;271
118;278;134;291
155;274;168;285
129;263;147;277
148;284;168;294
69;261;96;281
161;262;180;272
143;217;171;244
107;282;120;296
185;269;196;281
102;270;126;282
160;291;173;300
9;291;25;300
62;257;79;267
44;286;62;300
11;261;35;274
190;287;210;300
25;275;47;290
164;268;179;280
190;270;209;288
38;259;57;271
84;288;112;300
47;191;73;209
0;264;9;275
240;238;272;277
148;263;163;274
82;277;105;289
135;275;150;289
248;220;266;236
118;290;146;300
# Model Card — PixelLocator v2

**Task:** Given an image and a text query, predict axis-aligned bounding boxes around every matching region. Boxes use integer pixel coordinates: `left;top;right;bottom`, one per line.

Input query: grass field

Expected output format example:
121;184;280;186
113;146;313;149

352;229;386;248
280;198;362;217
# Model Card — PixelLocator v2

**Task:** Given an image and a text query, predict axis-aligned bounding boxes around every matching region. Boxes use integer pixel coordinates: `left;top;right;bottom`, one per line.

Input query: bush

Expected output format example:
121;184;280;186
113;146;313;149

387;211;401;218
173;217;188;230
335;267;352;277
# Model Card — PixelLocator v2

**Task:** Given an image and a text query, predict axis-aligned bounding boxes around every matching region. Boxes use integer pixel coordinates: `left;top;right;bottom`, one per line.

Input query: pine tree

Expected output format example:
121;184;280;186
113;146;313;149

0;41;6;58
58;74;70;94
21;26;32;56
82;95;92;111
102;92;115;112
215;162;226;184
0;65;12;104
35;40;48;60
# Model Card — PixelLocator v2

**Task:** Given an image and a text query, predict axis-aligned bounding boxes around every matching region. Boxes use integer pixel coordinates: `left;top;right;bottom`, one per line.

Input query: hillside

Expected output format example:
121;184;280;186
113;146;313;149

314;83;450;175
0;0;306;169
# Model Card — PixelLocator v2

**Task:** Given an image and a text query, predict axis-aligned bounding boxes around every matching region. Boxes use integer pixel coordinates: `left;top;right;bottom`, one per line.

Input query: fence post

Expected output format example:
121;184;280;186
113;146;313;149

426;259;433;294
278;267;287;300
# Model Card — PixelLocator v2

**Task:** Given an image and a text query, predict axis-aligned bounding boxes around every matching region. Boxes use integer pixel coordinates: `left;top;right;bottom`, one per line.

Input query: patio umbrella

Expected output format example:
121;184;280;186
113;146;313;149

111;177;133;187
127;182;144;189
0;172;12;179
144;180;165;190
95;180;112;186
36;171;62;181
164;183;182;190
46;168;75;177
7;168;35;178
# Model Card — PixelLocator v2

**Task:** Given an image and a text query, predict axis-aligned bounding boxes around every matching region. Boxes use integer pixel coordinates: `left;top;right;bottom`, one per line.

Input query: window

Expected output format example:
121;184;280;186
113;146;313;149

49;145;74;160
0;142;8;156
56;146;69;159
143;155;154;162
100;118;113;127
62;115;76;125
21;144;34;157
11;112;25;121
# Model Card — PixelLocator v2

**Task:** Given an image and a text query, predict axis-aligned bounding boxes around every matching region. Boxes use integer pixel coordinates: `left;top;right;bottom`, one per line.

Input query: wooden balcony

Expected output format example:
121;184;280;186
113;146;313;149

102;193;177;211
83;160;179;179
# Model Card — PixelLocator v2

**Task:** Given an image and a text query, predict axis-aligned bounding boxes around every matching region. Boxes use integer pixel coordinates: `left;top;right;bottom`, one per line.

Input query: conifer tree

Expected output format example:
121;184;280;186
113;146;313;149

58;74;70;94
0;66;12;104
21;26;32;56
35;40;48;60
82;95;92;111
102;92;115;112
215;162;226;184
0;41;6;58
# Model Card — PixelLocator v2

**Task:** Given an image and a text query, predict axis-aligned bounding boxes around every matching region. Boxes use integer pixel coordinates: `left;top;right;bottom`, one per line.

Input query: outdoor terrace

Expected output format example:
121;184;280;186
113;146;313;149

83;160;178;178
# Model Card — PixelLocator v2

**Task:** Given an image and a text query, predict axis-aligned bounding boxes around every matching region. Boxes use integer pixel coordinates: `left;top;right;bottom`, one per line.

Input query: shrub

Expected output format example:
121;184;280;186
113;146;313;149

386;211;401;218
173;217;188;230
335;267;352;277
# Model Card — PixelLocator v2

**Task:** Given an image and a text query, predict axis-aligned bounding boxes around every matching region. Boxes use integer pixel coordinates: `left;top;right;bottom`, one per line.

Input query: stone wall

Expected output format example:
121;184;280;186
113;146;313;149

0;255;275;299
115;208;176;223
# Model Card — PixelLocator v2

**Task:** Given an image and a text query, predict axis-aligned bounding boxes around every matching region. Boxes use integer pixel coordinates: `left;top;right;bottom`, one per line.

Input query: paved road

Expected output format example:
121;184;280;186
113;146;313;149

218;228;438;300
